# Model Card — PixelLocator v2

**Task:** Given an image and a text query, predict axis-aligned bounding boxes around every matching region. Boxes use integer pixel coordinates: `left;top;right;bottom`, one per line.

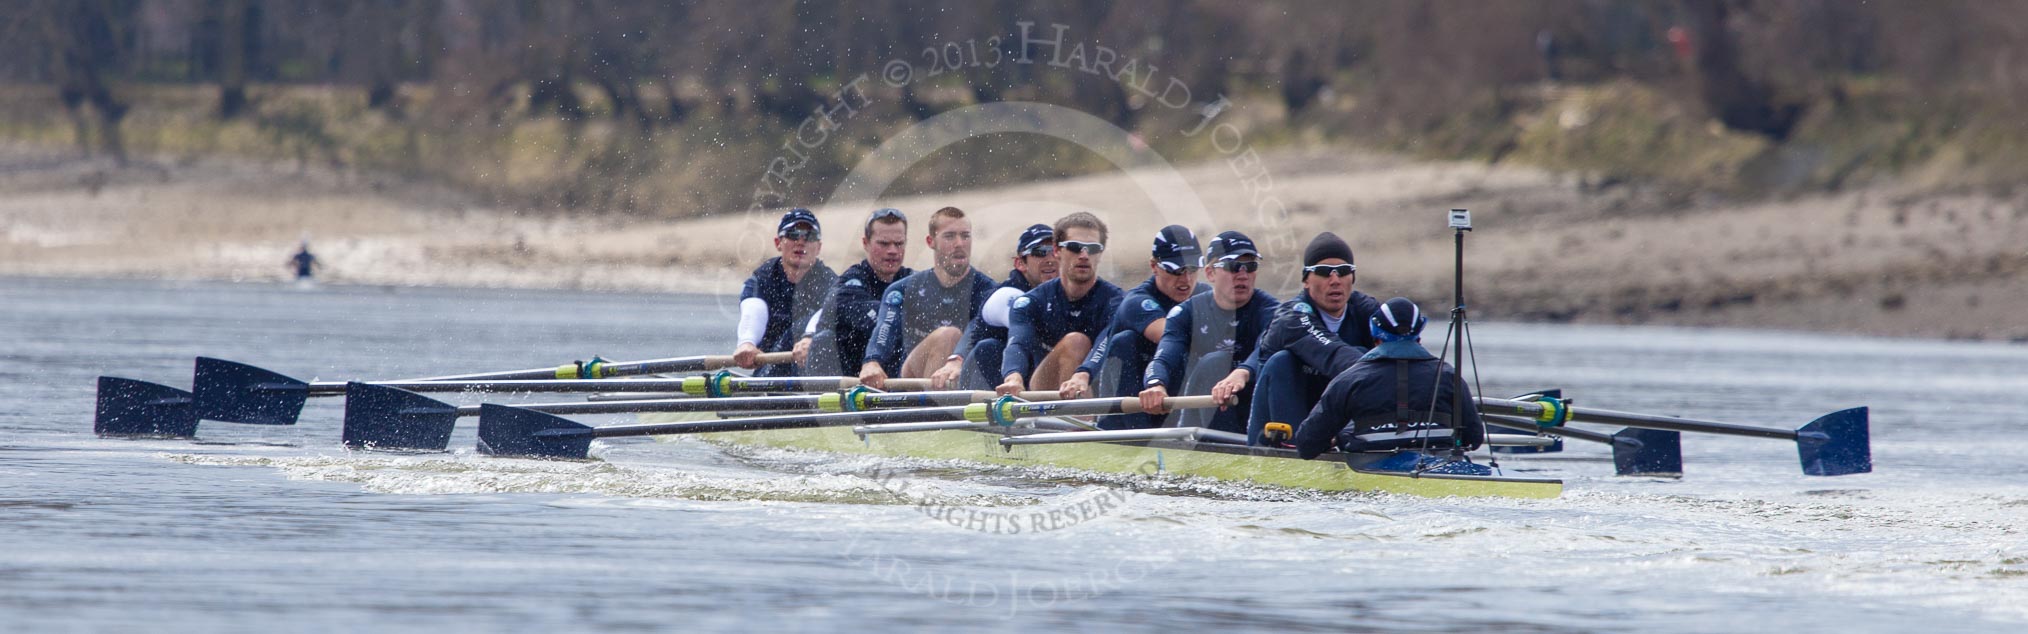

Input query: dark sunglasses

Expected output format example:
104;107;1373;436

1303;264;1355;278
1060;240;1105;255
1215;259;1259;273
1155;261;1200;274
866;207;906;225
780;226;821;241
1021;244;1056;257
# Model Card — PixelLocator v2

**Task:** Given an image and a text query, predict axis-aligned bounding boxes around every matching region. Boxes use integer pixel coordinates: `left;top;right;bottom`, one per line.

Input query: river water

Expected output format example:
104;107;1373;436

5;276;2026;632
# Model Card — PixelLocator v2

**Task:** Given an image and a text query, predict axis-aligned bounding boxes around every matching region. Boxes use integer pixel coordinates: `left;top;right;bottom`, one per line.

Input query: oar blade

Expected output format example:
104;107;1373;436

94;377;198;438
1610;428;1683;478
1797;407;1871;476
193;357;307;425
477;404;593;460
342;383;459;452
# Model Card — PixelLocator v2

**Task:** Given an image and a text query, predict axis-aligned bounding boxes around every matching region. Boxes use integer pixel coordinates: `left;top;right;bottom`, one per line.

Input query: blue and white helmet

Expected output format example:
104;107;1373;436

1371;297;1426;339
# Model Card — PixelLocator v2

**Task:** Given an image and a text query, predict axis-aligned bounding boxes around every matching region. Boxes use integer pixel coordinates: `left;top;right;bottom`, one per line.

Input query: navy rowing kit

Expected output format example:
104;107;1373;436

950;270;1040;388
1244;288;1382;443
738;257;836;375
1077;277;1208;381
804;260;911;377
965;270;1039;349
1001;278;1124;380
1292;340;1485;459
1142;289;1280;435
863;268;997;369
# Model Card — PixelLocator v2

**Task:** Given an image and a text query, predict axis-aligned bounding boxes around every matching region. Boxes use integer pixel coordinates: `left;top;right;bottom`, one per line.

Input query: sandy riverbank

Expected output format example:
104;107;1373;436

3;145;2023;342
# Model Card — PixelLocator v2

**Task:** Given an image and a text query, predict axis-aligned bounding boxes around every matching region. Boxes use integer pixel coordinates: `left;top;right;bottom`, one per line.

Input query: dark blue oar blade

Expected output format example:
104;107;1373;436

94;377;198;438
342;383;459;452
477;404;593;460
1797;407;1870;476
1610;428;1682;477
193;357;308;425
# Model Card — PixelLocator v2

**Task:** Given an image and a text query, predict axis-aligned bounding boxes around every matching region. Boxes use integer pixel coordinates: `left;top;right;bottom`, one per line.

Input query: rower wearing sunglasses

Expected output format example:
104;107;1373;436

1242;232;1383;446
932;223;1058;390
992;213;1124;396
1292;296;1485;459
1060;225;1209;429
732;208;836;377
1137;231;1281;435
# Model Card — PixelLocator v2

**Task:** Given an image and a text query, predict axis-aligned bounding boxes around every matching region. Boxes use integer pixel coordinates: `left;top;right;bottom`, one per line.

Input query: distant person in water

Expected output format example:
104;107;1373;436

289;241;321;281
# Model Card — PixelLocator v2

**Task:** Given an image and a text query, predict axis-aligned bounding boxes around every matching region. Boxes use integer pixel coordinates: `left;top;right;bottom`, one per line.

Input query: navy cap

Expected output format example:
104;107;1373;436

1017;224;1055;256
1373;297;1426;337
1151;225;1203;270
777;208;820;237
1205;230;1260;262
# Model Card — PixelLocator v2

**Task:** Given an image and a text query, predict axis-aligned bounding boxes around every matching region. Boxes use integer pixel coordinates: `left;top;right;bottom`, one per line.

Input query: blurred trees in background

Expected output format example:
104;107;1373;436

0;0;2021;210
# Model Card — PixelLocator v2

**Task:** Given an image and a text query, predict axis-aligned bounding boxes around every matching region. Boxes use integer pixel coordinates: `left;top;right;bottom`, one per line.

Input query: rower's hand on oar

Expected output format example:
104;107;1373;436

1058;372;1092;399
994;373;1027;397
858;361;888;390
791;337;813;366
1138;385;1171;415
929;358;965;390
1211;369;1250;410
732;343;763;370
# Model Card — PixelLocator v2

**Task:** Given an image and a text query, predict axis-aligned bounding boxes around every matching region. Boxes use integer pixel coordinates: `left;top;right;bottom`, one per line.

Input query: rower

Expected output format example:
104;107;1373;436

1289;297;1485;459
1136;231;1279;435
992;212;1124;396
932;223;1057;389
798;208;912;377
1244;232;1382;445
857;206;997;389
733;208;836;377
1058;225;1207;431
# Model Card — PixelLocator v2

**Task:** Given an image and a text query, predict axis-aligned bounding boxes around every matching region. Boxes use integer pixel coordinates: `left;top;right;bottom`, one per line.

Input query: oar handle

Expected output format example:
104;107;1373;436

701;352;794;370
880;378;932;392
1120;395;1218;414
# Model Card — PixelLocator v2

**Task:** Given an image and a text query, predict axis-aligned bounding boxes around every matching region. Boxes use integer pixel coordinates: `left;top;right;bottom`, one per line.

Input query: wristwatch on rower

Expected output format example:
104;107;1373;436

1144;377;1164;389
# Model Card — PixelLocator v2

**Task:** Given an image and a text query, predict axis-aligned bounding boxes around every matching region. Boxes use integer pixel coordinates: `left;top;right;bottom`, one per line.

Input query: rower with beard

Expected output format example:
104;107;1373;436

931;223;1057;389
1292;297;1485;458
732;208;835;377
1058;225;1208;430
858;206;997;389
1137;231;1280;435
992;212;1124;396
797;208;912;377
1243;232;1383;445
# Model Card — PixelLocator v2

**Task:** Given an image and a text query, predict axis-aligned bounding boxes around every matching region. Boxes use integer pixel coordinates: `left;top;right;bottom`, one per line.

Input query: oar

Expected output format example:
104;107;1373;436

998;425;1246;447
1483;415;1681;478
1480;390;1683;478
341;383;1056;451
1476;395;1870;476
197;354;800;425
478;395;1219;460
94;352;795;437
1488;389;1570;455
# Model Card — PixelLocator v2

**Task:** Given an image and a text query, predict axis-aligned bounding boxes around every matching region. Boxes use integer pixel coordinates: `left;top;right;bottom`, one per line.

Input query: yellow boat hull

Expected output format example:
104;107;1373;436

669;420;1562;499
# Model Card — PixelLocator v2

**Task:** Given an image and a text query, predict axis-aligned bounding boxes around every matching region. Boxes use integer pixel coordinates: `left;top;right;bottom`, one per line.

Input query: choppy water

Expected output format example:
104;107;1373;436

5;276;2027;632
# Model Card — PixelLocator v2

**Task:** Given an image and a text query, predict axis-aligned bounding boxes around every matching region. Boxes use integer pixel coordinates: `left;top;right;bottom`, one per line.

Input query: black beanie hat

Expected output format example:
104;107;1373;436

1303;232;1354;267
